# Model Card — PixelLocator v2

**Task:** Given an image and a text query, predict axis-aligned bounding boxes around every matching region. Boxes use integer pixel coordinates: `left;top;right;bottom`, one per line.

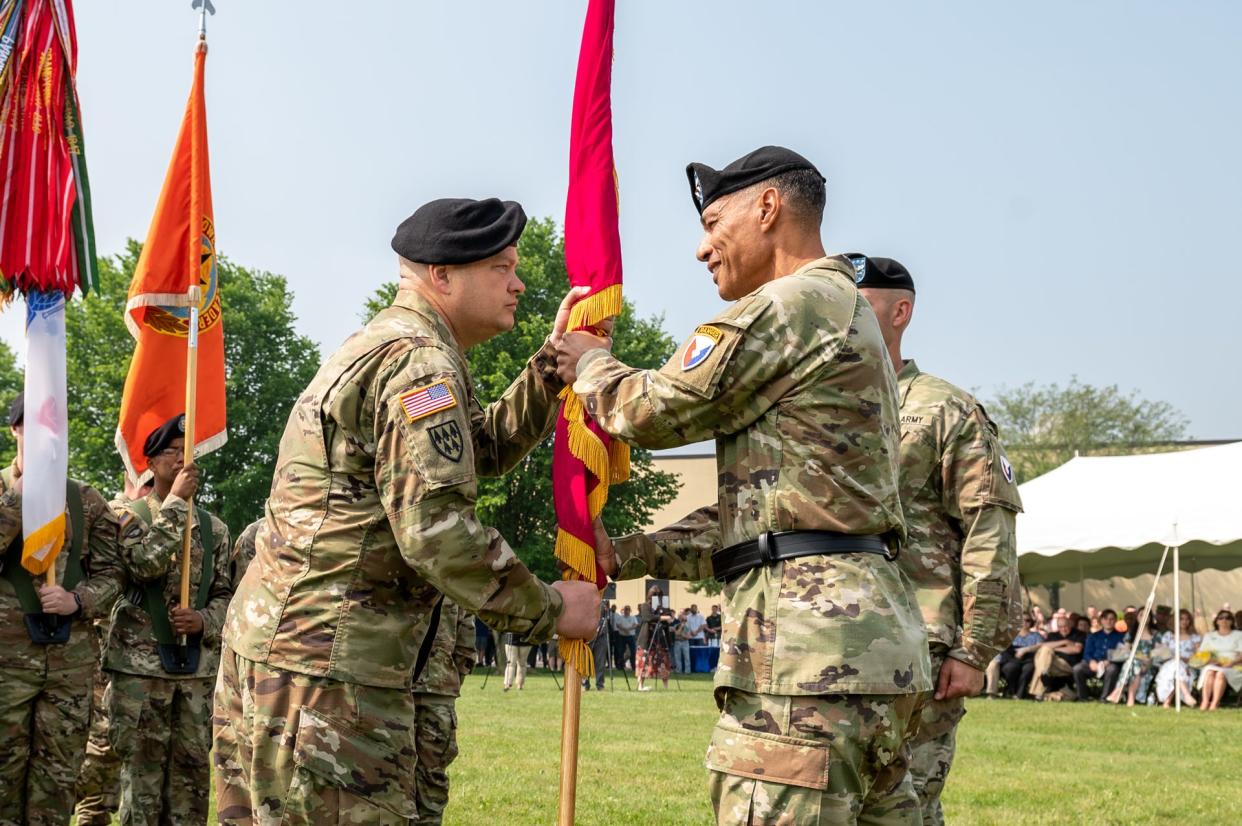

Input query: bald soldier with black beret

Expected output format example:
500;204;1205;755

213;197;603;824
856;255;1022;825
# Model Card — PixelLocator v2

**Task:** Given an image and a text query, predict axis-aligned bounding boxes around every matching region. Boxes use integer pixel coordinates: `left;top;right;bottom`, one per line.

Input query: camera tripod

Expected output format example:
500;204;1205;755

641;617;682;691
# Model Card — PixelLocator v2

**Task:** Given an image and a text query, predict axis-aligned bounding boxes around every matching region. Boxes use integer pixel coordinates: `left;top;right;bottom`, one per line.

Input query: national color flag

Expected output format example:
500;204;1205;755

115;41;225;484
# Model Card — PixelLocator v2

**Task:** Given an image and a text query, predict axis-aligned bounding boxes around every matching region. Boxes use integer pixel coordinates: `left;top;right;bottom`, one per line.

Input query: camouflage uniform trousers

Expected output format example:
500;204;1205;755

213;650;418;825
74;660;122;826
411;693;461;826
108;671;213;826
907;648;966;826
0;662;92;826
707;688;929;826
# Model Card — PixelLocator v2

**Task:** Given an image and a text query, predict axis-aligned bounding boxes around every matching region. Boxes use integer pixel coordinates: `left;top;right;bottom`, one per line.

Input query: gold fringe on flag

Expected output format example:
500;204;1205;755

555;283;632;677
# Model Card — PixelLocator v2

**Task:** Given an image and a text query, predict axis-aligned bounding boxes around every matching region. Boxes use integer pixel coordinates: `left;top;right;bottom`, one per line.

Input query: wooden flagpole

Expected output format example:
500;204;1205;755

179;285;201;610
559;662;583;825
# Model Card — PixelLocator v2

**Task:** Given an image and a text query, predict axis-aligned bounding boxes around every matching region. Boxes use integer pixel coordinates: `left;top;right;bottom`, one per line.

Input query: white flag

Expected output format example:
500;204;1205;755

21;290;69;576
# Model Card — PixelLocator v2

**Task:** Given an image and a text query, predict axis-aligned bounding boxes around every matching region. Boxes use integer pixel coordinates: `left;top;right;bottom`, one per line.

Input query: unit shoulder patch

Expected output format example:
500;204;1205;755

428;421;465;463
397;380;458;423
681;325;724;372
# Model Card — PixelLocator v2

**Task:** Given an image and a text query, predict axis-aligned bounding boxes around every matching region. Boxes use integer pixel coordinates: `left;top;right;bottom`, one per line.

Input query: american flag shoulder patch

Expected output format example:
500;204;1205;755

397;380;458;423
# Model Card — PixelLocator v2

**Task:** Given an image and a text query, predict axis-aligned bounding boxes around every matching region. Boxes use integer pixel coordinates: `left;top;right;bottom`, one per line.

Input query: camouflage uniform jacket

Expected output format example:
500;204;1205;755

411;599;476;698
224;288;564;689
231;517;260;583
895;360;1023;670
0;464;127;671
104;491;232;680
576;257;931;696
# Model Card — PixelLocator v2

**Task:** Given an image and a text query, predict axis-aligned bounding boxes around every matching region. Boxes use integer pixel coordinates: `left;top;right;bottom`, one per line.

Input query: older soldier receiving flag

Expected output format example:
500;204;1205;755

0;394;128;826
857;256;1022;825
562;147;933;825
214;198;601;825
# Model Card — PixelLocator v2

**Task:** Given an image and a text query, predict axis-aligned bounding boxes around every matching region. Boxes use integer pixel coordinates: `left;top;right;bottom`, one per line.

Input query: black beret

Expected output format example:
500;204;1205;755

686;145;824;215
847;254;915;294
143;414;186;458
8;393;22;428
391;198;527;265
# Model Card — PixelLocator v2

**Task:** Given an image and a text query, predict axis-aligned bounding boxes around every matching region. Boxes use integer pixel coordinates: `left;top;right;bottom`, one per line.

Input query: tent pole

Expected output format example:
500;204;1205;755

1113;545;1169;703
1173;545;1181;713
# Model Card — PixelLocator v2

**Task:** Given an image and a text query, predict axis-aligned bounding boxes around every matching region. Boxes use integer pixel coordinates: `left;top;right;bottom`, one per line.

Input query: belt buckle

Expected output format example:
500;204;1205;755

756;531;775;567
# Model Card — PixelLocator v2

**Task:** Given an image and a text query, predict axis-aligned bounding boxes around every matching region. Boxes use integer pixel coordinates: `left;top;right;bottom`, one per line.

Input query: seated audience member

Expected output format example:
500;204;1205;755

1108;613;1156;706
1022;612;1087;699
1073;608;1125;701
1155;609;1201;708
1196;610;1242;711
991;616;1044;697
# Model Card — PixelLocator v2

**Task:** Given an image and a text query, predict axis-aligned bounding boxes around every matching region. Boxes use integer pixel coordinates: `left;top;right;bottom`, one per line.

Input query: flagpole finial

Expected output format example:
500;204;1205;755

192;0;215;42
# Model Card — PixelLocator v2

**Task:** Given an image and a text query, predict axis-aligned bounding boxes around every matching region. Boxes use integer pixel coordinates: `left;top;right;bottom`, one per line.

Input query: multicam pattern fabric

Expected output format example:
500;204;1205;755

895;361;1023;670
579;257;930;696
908;647;966;826
109;672;214;826
411;698;459;826
0;464;128;671
231;517;261;582
411;599;476;698
74;624;122;826
0;662;93;826
223;288;565;690
707;688;926;825
104;492;232;679
213;650;419;825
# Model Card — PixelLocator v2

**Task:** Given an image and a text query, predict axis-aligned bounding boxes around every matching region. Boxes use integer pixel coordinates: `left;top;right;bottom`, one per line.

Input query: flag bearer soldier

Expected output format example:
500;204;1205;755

213;197;601;824
76;479;151;826
410;598;477;825
566;147;933;824
856;257;1022;825
105;414;232;826
0;393;128;826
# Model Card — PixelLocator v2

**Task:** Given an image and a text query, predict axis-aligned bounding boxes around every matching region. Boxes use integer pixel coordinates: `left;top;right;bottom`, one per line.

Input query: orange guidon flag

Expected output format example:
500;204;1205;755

114;41;225;484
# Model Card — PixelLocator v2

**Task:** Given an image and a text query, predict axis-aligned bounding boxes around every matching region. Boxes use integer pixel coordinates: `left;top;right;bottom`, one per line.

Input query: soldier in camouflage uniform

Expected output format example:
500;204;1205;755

0;393;127;826
410;599;476;825
105;415;233;826
857;256;1022;825
214;197;600;825
563;147;932;825
75;480;150;826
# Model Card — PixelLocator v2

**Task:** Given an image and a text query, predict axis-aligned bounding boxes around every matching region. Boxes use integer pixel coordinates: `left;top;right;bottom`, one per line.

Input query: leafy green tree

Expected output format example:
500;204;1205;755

0;339;22;467
363;217;679;579
986;378;1189;482
63;240;321;534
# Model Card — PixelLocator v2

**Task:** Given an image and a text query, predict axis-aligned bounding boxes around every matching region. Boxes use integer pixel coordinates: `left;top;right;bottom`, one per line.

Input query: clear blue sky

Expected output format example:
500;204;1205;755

6;1;1239;437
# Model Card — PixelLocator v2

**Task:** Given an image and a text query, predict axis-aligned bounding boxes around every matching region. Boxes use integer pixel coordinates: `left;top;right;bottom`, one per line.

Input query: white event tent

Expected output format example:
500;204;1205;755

1015;440;1242;710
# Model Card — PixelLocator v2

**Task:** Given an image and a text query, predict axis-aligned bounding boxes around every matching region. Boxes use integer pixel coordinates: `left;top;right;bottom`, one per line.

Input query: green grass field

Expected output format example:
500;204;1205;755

443;671;1242;825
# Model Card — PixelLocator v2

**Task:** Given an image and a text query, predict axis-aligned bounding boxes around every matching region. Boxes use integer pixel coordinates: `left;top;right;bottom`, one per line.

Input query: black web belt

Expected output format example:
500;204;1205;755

711;530;895;585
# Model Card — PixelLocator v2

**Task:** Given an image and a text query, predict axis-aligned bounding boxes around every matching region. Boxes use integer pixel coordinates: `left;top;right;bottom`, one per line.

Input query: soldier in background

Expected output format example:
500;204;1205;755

569;147;932;824
105;414;233;826
858;256;1022;825
230;516;261;582
0;393;128;825
75;476;152;826
410;598;476;825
